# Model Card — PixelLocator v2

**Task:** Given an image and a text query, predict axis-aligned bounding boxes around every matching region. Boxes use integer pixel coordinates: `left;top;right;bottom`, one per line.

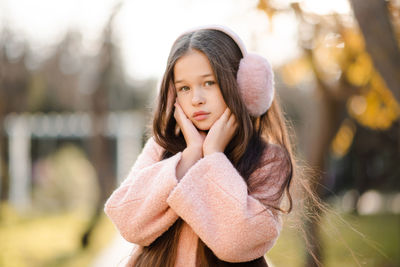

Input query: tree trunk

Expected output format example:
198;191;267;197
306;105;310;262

304;89;346;267
349;0;400;102
80;4;121;248
302;48;349;266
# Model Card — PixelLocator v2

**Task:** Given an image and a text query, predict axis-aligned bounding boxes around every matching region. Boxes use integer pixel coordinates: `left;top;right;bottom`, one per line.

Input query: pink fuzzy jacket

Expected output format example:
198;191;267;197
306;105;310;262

104;137;291;266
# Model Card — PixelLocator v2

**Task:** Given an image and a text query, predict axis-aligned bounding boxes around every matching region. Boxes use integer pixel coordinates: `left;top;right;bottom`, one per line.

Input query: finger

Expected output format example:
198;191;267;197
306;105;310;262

226;112;237;128
174;106;179;121
177;103;188;118
174;102;185;119
220;108;231;121
233;120;239;130
229;121;239;136
174;104;198;137
227;112;236;125
174;104;180;120
174;104;185;127
175;101;185;114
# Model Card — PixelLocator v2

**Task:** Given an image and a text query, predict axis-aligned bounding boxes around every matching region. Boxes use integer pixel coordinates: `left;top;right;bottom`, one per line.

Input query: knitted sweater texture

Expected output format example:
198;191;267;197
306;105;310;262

104;137;291;266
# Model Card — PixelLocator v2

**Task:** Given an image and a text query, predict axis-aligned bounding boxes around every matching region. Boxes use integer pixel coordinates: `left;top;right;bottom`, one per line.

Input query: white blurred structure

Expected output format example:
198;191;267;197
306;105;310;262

3;111;144;213
8;115;31;211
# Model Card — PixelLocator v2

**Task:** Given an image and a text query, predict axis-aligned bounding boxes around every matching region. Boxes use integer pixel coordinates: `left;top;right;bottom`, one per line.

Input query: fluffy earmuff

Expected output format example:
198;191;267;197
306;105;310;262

237;53;275;116
176;24;275;117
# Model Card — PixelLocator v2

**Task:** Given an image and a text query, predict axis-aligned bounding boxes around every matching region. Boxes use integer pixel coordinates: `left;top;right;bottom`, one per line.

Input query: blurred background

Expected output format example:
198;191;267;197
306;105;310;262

0;0;399;266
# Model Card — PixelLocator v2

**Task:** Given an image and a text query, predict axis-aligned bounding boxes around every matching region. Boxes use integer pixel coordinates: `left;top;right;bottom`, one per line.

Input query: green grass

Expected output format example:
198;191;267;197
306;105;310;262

0;202;115;267
268;212;400;267
1;202;399;267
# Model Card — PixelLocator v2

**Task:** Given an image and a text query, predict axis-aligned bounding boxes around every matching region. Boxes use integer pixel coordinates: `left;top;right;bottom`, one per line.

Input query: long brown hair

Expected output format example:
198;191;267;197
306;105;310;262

135;29;295;267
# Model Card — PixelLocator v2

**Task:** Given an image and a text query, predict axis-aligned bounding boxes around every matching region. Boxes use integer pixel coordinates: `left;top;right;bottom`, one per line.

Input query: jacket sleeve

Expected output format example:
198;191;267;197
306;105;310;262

104;137;182;246
166;144;291;263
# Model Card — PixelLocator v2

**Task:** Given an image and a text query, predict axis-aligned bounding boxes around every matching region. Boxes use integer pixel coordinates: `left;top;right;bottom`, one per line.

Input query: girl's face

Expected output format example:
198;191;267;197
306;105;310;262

173;49;228;131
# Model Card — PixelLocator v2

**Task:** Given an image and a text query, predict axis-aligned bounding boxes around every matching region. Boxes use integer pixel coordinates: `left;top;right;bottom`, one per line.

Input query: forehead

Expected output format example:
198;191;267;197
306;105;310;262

173;50;215;83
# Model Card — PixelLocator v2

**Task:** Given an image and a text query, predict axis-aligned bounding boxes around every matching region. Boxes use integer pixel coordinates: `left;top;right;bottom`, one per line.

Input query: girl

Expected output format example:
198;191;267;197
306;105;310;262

104;24;295;267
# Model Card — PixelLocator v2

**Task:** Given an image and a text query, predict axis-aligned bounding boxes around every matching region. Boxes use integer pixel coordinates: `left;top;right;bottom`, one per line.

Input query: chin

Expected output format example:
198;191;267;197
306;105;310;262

194;122;211;131
195;125;211;131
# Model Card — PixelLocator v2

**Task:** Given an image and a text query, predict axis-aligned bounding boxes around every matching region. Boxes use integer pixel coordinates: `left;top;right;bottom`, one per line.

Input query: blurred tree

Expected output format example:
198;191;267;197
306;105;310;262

0;9;157;256
257;0;400;266
0;0;154;218
81;1;121;248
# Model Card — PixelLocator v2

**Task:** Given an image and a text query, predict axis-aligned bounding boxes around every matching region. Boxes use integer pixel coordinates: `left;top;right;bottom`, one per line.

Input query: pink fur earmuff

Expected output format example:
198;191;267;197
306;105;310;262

177;24;275;117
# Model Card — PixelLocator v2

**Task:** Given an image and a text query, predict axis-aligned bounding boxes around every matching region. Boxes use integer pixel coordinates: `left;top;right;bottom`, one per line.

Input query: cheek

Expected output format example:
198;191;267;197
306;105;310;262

214;87;227;103
214;107;226;120
214;94;228;114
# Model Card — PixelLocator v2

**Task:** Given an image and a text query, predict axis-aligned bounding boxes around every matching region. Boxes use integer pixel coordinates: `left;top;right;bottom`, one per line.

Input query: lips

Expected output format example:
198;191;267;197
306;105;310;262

193;111;210;117
193;111;210;121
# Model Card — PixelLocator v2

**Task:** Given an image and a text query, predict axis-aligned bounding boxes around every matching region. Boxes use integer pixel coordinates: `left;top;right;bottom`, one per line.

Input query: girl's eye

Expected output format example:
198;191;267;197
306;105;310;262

205;81;215;86
179;86;190;92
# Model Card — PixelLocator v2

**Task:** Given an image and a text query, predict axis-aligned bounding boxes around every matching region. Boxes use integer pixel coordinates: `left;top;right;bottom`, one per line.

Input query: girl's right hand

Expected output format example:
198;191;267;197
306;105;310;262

174;101;206;150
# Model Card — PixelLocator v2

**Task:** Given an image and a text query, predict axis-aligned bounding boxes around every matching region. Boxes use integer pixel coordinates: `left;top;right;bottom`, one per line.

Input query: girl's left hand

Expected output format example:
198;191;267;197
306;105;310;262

203;108;238;156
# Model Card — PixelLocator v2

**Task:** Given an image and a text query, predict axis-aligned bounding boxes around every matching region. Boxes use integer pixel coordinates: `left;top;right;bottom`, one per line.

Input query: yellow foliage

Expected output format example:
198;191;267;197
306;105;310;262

340;27;399;130
257;0;276;21
347;72;400;130
281;56;313;87
341;27;365;52
339;27;374;88
345;52;373;87
331;118;356;158
313;33;344;82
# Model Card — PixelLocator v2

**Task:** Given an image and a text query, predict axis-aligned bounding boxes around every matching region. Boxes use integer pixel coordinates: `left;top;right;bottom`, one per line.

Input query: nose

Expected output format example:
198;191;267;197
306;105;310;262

191;87;205;105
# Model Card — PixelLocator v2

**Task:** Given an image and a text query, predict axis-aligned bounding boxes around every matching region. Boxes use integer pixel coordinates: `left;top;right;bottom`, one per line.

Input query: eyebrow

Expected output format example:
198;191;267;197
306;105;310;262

174;74;214;84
